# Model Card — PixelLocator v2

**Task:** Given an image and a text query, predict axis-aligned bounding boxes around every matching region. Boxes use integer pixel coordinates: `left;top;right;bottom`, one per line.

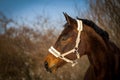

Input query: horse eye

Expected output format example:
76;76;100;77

61;36;68;41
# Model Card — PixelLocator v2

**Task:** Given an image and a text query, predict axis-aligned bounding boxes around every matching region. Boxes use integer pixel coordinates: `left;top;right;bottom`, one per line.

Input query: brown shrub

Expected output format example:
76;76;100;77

0;35;30;80
0;26;89;80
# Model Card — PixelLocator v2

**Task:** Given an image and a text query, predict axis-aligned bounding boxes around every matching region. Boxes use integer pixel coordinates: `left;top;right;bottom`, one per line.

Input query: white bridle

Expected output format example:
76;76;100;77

48;19;83;67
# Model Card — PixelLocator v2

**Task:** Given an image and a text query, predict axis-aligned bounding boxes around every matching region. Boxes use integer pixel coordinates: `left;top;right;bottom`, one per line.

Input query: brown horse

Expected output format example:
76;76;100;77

44;13;120;80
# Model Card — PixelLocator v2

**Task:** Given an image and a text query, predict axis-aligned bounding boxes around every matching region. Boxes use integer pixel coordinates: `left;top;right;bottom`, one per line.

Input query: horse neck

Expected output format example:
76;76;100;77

83;25;109;72
81;25;120;78
86;37;108;65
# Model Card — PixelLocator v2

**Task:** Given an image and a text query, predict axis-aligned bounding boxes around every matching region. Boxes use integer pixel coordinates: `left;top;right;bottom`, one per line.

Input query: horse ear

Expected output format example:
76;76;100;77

63;12;76;26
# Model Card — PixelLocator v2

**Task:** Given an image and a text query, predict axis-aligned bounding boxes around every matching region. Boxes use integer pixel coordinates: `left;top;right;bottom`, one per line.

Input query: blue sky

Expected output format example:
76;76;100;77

0;0;88;30
0;0;88;20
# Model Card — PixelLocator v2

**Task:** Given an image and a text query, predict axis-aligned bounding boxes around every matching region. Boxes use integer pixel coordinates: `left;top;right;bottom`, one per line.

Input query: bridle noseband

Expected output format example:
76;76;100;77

48;20;83;67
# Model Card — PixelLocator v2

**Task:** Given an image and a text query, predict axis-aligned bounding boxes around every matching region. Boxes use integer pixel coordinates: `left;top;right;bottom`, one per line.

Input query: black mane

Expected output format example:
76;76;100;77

77;18;109;40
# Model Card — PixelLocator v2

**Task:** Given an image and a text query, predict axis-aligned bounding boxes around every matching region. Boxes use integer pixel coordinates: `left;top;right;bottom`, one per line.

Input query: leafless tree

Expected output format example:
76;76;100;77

87;0;120;47
0;12;13;33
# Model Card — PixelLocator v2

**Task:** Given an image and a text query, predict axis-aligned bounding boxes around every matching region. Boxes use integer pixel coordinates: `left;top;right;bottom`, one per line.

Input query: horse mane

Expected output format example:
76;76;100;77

77;18;109;40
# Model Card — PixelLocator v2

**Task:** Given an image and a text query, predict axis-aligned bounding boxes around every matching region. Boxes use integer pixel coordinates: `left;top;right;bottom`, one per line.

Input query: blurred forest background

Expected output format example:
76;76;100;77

0;0;120;80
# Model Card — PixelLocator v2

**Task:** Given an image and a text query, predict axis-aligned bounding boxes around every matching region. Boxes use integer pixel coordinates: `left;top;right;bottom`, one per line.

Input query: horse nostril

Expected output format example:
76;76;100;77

44;61;48;69
44;61;52;73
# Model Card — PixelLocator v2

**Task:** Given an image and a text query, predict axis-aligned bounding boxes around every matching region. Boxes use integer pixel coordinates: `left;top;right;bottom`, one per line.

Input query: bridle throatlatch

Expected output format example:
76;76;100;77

48;20;83;67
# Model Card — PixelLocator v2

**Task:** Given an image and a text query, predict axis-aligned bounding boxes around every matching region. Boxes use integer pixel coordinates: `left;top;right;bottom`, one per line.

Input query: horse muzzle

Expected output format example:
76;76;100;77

44;61;57;73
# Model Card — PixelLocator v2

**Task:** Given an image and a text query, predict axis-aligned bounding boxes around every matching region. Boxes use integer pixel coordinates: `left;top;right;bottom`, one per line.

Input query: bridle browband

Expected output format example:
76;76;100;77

48;19;83;67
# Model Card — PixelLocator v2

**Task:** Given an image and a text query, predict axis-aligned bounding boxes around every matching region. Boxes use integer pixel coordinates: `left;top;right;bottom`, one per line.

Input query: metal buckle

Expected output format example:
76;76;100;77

74;47;80;59
72;61;78;67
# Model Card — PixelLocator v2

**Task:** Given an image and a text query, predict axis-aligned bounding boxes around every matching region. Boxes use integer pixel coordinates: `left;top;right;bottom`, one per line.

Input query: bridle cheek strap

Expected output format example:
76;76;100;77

48;19;83;67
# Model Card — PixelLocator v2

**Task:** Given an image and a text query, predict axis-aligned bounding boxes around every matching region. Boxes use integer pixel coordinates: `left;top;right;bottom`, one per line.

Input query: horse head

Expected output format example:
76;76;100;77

44;13;109;73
